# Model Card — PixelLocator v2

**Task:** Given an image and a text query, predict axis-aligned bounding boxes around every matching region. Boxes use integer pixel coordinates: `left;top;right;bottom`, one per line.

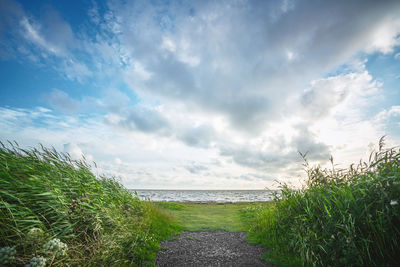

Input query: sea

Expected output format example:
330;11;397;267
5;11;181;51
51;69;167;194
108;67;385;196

129;189;275;203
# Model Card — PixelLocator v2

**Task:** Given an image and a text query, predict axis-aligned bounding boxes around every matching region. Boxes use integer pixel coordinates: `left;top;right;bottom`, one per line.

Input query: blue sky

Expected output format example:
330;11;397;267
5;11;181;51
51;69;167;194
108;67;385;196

0;0;399;189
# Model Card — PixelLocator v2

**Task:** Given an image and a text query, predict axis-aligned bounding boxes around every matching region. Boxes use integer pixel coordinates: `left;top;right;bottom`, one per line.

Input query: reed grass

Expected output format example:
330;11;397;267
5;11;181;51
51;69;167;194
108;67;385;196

246;137;400;266
0;141;179;266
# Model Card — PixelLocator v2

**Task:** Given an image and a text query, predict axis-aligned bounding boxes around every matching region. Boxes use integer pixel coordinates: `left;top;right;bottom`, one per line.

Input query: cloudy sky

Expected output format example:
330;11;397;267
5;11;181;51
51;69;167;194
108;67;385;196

0;0;399;189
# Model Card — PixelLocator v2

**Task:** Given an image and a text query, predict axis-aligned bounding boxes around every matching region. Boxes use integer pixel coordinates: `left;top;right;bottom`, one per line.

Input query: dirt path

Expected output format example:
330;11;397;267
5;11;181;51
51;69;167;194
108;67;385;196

155;230;275;267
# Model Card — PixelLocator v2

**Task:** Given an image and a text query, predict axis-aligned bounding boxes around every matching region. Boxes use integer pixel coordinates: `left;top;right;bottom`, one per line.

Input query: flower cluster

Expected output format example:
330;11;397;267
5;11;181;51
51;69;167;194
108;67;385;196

42;238;68;258
0;246;16;265
27;227;44;241
25;256;46;267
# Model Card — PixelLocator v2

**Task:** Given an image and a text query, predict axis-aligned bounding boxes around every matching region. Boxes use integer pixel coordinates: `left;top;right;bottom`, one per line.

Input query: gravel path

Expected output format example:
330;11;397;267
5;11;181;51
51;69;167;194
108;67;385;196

155;230;275;267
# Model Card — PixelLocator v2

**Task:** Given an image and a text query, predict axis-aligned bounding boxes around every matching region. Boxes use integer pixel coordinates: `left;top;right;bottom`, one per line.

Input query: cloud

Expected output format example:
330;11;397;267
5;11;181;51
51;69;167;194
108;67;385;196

88;1;101;25
374;106;400;137
61;60;92;82
300;70;380;120
0;105;257;189
19;6;77;58
102;89;131;113
4;0;400;125
291;124;331;160
20;17;59;56
63;143;84;159
111;106;171;135
1;0;400;189
0;0;93;82
112;0;400;134
179;124;216;148
184;162;209;174
220;122;330;171
375;106;400;121
114;157;122;165
45;89;80;113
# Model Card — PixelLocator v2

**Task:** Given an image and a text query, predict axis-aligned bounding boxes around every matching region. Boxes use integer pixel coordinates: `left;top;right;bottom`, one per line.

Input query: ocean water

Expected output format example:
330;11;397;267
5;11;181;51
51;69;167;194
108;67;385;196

130;189;274;202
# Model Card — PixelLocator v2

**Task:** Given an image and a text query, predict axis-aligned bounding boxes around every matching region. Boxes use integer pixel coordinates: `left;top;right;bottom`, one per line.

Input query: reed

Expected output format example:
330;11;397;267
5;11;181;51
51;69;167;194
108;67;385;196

246;137;400;266
0;141;179;266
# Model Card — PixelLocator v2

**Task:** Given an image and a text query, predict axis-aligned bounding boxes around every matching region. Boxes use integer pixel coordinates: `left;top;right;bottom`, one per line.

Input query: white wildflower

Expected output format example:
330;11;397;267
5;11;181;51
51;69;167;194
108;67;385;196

27;227;44;241
390;200;398;206
42;238;68;258
25;256;46;267
0;246;16;265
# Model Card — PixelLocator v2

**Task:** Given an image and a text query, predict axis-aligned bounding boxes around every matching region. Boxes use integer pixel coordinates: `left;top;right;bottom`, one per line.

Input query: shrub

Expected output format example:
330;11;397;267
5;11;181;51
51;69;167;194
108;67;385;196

248;138;400;266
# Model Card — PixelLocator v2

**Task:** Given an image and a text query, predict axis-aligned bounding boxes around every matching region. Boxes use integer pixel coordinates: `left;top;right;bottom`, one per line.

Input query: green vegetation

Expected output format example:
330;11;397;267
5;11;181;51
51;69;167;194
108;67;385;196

4;138;398;266
156;202;258;232
0;142;179;266
246;138;400;266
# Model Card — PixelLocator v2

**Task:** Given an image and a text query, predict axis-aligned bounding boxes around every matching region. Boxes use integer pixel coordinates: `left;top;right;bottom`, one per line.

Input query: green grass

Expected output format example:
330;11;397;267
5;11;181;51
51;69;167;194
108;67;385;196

0;141;179;266
155;202;260;232
247;137;400;267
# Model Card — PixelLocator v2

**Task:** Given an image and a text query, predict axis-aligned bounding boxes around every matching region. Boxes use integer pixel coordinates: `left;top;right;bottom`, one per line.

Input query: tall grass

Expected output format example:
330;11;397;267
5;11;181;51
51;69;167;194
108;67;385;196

247;137;400;266
0;141;179;266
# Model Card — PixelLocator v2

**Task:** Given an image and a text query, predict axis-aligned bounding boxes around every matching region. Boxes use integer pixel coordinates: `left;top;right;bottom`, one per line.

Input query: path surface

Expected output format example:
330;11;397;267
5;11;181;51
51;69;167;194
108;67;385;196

155;230;275;267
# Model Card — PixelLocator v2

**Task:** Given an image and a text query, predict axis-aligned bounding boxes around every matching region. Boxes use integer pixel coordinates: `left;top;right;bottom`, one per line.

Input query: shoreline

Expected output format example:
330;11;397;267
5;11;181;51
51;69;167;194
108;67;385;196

153;200;272;204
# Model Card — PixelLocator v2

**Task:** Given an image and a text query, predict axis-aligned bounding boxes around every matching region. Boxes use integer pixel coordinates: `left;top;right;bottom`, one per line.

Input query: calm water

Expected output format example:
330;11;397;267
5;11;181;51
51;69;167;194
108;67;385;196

129;189;274;202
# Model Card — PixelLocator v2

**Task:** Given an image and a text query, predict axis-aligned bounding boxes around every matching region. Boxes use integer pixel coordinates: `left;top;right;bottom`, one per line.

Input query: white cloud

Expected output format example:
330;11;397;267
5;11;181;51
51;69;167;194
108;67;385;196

63;143;84;160
109;0;400;135
300;70;380;120
45;89;80;113
375;106;400;121
161;37;176;53
1;0;400;189
61;60;92;82
0;1;94;83
19;6;78;59
114;157;122;165
20;17;61;56
365;14;400;54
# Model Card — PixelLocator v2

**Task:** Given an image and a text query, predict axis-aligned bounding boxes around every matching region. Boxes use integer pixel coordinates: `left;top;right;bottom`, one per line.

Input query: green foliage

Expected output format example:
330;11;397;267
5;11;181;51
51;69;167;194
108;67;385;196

248;138;400;267
0;141;179;266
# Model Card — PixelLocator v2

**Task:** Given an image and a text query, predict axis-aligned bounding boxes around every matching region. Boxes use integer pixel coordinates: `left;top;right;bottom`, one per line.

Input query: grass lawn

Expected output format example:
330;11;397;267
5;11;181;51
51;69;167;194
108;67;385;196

155;202;265;232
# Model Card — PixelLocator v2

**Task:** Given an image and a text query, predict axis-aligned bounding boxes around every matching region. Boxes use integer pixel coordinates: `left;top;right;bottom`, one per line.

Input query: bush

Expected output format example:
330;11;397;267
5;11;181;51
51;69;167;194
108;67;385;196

0;141;179;266
248;138;400;266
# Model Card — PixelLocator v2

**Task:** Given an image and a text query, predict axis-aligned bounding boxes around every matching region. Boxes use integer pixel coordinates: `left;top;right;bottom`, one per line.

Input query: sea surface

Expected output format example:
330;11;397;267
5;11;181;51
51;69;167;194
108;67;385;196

129;189;274;202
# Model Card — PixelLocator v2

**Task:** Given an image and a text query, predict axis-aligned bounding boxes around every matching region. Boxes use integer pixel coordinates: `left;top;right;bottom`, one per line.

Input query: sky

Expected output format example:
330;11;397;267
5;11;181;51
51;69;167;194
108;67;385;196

0;0;399;189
